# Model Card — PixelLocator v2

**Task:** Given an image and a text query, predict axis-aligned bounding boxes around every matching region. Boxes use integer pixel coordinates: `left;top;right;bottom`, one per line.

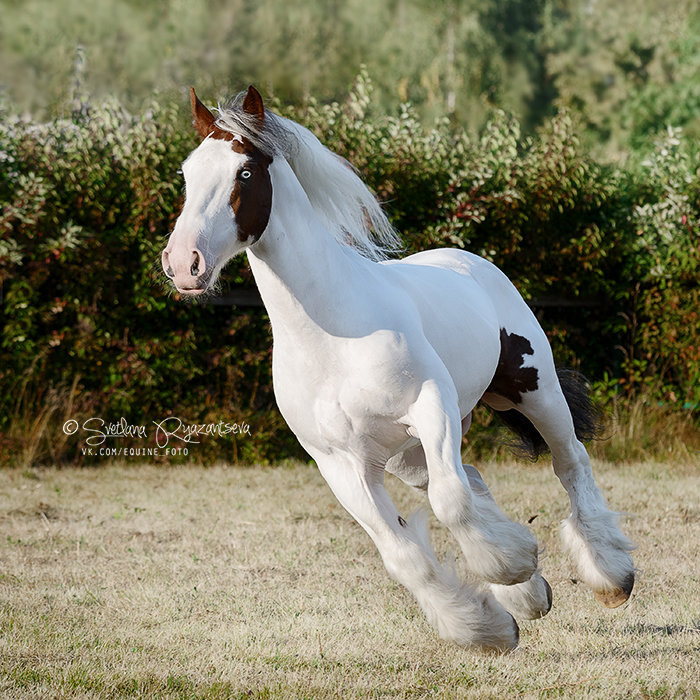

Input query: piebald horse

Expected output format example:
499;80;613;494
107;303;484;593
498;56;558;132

162;86;635;650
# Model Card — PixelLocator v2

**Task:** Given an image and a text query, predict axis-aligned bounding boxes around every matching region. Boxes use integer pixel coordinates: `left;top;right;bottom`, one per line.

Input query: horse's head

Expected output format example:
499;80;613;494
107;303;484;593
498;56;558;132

162;86;273;295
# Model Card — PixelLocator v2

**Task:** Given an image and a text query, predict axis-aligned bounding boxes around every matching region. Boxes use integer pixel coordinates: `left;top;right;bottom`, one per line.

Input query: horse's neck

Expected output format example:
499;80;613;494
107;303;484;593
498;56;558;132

246;159;370;340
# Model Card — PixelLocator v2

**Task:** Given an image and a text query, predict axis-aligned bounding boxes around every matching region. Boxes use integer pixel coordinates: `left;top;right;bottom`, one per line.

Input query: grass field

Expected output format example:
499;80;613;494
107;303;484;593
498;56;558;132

1;459;698;698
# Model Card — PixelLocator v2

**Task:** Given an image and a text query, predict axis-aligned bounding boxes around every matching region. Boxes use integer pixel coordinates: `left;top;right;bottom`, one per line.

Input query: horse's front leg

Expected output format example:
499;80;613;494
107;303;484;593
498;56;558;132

387;430;551;619
462;464;553;620
408;380;539;586
312;452;519;651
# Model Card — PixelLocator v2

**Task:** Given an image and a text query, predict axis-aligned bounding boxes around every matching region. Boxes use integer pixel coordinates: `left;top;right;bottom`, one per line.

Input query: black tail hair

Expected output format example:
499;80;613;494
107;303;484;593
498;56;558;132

492;368;606;461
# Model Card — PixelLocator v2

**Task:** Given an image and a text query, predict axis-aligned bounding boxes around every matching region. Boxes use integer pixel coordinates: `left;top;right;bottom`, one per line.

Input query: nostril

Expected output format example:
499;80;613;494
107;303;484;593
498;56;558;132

162;250;175;278
190;250;204;278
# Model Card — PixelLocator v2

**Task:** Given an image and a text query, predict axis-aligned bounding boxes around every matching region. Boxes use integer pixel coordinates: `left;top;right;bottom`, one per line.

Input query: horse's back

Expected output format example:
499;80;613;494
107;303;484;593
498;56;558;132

393;248;544;342
393;249;526;313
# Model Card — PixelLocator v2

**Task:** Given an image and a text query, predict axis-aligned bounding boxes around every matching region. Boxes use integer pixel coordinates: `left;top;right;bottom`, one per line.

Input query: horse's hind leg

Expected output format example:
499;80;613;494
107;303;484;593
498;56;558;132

313;452;519;650
503;368;636;608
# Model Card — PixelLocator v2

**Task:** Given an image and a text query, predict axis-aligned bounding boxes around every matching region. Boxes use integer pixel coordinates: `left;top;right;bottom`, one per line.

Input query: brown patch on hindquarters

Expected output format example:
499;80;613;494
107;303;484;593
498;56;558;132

594;572;634;608
487;329;539;404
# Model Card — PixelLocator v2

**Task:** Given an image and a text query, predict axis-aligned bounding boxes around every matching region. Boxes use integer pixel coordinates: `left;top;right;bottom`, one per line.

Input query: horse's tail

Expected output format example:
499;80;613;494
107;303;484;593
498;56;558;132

492;368;605;461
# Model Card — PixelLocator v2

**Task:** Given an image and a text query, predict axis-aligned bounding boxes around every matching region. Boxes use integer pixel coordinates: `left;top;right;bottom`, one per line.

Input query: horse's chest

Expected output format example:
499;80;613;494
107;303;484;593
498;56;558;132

271;331;418;453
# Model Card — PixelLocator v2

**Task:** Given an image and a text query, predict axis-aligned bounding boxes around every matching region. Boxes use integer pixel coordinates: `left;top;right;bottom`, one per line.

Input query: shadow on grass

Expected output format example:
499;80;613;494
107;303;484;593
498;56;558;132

622;622;700;637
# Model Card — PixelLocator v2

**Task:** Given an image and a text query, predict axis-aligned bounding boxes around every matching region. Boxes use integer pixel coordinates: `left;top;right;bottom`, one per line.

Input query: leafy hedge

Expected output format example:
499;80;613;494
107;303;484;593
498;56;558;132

1;76;698;465
286;76;699;405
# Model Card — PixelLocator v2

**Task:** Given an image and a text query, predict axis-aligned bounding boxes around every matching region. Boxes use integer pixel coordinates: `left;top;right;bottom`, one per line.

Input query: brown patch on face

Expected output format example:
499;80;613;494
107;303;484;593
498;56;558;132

190;86;273;242
487;329;539;404
230;142;273;242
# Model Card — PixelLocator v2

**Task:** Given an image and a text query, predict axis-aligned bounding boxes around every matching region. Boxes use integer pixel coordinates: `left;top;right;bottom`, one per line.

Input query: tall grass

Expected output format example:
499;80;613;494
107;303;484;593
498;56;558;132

5;376;85;468
3;391;698;467
589;396;700;464
465;396;699;467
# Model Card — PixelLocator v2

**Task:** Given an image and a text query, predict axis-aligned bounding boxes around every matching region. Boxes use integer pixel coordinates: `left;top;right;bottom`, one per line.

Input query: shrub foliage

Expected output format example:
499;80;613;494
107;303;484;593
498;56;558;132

1;76;697;464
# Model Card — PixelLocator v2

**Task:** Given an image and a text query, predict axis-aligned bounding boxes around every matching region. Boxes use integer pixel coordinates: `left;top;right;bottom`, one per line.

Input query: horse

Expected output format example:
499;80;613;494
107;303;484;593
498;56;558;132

161;85;635;651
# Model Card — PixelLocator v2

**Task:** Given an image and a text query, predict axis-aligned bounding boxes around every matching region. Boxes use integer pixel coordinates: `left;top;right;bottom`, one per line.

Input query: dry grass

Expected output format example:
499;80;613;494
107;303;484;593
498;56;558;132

588;398;700;464
0;459;698;699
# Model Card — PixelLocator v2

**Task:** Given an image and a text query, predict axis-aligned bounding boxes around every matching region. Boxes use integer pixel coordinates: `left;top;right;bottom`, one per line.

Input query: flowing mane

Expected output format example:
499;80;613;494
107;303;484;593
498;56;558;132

214;92;402;262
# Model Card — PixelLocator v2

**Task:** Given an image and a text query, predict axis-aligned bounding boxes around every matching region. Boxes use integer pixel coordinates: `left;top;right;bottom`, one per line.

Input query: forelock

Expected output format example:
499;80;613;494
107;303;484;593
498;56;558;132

214;92;291;159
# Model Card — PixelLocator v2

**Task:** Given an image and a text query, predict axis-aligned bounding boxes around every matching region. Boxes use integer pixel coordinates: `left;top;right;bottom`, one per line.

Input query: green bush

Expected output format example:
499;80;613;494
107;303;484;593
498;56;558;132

625;128;700;406
1;77;697;465
0;99;297;465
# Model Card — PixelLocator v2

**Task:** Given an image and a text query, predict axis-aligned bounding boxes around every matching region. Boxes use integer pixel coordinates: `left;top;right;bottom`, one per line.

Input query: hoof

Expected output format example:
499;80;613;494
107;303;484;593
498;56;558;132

478;534;539;586
424;581;520;651
472;596;521;652
491;570;552;620
594;572;634;608
543;576;553;613
511;614;520;647
481;613;519;653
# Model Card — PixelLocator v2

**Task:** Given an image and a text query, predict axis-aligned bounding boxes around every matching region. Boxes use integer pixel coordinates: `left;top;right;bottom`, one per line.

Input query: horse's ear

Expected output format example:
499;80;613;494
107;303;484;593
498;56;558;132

242;85;265;121
190;87;216;140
